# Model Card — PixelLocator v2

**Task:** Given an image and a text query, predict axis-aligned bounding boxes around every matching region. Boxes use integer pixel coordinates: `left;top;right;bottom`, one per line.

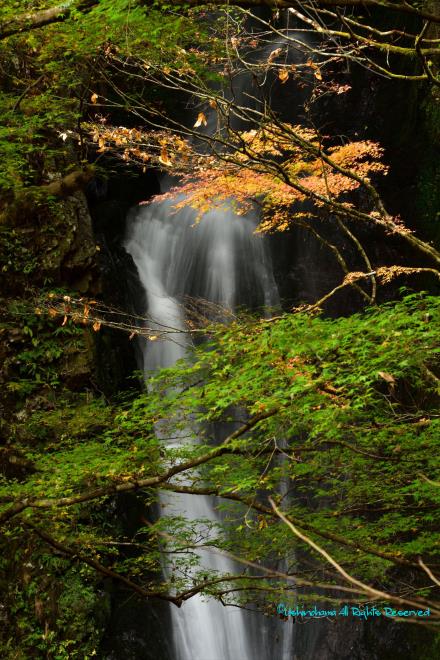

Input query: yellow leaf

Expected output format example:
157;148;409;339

268;47;283;63
91;92;98;104
194;112;207;128
159;146;173;166
314;69;323;81
258;517;267;530
278;68;289;84
378;371;395;384
92;321;101;332
148;335;158;341
48;307;58;318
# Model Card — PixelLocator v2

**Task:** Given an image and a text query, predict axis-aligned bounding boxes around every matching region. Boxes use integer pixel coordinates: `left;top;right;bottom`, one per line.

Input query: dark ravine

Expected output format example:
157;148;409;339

90;60;439;658
1;5;439;657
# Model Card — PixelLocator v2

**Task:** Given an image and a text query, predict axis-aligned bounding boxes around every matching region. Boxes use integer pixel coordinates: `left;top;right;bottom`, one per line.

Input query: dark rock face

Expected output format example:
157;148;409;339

86;170;161;396
0;190;104;654
57;193;99;292
0;192;100;427
293;614;439;660
100;595;173;660
97;495;173;660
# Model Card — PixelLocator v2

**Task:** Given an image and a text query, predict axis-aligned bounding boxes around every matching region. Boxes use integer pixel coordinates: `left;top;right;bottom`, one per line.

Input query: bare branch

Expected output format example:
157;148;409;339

269;498;440;619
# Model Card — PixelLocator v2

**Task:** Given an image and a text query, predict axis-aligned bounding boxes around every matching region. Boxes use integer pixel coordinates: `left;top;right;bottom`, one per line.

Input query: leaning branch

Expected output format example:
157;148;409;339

0;0;99;40
1;167;96;225
0;408;278;525
26;522;181;604
39;167;95;199
269;497;440;620
159;482;428;570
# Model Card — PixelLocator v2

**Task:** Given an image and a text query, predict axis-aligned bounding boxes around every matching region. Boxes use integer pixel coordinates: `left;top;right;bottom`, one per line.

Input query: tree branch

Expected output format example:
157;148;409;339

183;1;440;25
2;0;439;44
25;521;181;604
159;482;429;570
0;1;99;41
0;408;278;525
269;498;440;619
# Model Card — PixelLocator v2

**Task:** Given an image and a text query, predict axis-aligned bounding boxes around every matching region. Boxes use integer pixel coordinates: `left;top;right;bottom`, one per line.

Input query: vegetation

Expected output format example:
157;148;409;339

2;293;440;655
0;0;439;657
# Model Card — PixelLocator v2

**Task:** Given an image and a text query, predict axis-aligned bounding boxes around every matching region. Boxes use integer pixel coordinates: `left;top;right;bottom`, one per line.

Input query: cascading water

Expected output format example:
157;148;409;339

121;13;311;657
125;197;294;660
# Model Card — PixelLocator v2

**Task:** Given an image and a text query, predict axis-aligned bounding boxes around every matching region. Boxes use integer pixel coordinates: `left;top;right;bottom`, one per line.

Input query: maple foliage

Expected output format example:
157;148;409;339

154;123;389;232
85;117;389;235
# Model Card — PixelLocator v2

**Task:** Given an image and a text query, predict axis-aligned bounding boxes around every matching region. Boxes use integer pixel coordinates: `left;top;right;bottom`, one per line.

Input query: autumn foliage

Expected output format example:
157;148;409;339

91;120;388;233
165;125;388;232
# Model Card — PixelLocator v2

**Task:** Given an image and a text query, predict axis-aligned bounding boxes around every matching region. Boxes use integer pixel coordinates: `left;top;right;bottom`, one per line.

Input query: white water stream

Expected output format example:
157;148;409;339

125;198;293;659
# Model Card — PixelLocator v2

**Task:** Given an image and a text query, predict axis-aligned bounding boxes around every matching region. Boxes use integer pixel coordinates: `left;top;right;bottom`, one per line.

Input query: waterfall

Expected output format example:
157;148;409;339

125;197;294;660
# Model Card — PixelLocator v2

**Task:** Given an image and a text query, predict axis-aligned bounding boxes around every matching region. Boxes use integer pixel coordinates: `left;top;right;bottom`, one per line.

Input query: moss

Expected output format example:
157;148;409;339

19;395;113;444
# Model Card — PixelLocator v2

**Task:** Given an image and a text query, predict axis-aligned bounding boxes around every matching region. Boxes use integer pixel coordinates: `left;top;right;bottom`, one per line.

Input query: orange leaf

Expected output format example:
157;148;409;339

278;69;289;84
268;47;283;63
91;92;98;104
92;321;101;332
194;112;207;128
